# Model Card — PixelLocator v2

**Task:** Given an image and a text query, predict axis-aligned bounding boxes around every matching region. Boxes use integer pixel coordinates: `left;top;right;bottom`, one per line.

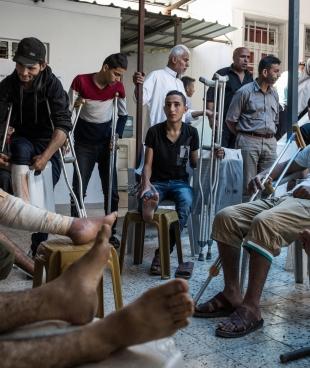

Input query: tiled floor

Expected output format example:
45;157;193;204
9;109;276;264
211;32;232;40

1;196;310;367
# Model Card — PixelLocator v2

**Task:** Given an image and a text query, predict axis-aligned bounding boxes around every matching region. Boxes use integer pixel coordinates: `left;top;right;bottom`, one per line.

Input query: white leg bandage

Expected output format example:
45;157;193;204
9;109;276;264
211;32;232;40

11;164;30;203
0;190;73;235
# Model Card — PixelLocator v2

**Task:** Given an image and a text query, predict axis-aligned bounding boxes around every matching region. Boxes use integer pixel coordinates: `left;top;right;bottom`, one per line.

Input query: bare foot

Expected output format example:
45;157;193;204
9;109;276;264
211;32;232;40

68;212;117;244
44;224;112;324
88;279;194;360
142;193;159;223
299;229;310;256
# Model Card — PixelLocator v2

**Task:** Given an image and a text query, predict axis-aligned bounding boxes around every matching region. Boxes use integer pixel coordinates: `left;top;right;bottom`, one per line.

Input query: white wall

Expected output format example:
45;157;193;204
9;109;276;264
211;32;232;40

0;0;120;89
0;0;121;204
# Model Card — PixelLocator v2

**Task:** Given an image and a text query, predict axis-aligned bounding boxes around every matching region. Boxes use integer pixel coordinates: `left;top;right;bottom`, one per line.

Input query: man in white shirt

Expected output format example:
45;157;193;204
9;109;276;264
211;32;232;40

133;44;211;128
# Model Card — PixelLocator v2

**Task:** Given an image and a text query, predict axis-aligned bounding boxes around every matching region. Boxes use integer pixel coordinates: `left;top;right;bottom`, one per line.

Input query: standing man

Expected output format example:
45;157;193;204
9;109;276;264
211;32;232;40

206;47;253;148
181;76;196;110
68;53;128;248
226;55;281;197
133;45;212;130
0;37;72;256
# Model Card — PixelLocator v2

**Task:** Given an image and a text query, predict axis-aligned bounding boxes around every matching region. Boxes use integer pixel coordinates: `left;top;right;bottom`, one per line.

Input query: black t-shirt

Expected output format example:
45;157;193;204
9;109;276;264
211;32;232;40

145;121;199;182
206;65;253;119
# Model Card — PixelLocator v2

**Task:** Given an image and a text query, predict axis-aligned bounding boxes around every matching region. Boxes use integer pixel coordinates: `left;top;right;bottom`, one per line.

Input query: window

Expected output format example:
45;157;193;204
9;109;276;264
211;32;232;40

0;38;49;62
244;20;281;77
304;27;310;60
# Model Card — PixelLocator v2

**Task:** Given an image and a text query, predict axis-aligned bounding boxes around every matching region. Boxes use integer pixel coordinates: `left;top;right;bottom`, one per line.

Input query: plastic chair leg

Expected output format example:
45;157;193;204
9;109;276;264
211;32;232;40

119;213;131;272
133;222;145;265
109;247;123;310
157;221;171;280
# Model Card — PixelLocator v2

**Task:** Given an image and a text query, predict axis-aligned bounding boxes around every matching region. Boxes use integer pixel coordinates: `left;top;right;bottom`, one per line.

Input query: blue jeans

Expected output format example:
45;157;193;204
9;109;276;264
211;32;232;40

71;140;119;233
10;135;62;254
141;179;193;252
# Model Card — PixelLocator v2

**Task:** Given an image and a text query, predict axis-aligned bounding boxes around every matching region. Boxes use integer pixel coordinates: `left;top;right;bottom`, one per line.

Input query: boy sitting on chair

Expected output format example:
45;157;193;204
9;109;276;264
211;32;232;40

139;90;224;277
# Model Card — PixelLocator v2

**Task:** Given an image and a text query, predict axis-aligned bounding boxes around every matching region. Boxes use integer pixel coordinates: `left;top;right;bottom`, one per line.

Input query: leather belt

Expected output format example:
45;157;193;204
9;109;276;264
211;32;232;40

238;131;274;139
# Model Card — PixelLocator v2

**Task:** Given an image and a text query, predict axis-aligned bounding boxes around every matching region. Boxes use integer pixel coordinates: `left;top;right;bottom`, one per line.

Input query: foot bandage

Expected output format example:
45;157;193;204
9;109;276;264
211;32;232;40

11;164;30;203
0;190;73;235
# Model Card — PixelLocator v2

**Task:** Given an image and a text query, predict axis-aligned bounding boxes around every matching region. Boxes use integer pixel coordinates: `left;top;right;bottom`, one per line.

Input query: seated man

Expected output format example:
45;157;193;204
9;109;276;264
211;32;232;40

139;90;199;277
1;223;194;367
139;90;224;277
194;143;310;338
0;37;72;256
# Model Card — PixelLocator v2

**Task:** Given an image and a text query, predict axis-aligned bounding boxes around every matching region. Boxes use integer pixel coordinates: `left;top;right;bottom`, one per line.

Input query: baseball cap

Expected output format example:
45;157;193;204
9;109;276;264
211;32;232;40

13;37;46;66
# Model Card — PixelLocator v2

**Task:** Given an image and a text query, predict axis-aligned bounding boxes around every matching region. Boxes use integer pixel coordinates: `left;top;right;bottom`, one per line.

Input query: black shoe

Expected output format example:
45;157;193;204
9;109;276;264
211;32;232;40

109;235;120;249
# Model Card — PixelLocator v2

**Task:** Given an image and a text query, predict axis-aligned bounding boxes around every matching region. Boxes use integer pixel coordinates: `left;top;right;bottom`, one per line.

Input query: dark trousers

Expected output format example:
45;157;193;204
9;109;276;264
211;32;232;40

221;122;236;148
0;169;12;194
0;243;14;280
71;140;119;234
275;106;288;140
10;136;61;254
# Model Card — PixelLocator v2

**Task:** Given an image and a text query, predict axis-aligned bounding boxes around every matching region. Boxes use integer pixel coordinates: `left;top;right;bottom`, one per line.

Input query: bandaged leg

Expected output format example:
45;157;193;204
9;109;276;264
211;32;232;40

0;190;73;236
11;164;30;203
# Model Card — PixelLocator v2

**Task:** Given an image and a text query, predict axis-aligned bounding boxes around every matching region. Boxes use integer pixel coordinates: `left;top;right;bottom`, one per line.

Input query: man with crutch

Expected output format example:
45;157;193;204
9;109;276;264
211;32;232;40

68;53;128;248
0;37;72;257
194;139;310;338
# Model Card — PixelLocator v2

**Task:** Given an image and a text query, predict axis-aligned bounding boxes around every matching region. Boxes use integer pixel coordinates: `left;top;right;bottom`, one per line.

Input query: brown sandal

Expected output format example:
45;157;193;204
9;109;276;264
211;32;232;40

215;306;264;338
194;292;235;318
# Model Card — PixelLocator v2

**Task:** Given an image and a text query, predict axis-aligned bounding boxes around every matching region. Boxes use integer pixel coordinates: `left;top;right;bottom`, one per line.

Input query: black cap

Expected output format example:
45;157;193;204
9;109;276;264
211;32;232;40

13;37;46;66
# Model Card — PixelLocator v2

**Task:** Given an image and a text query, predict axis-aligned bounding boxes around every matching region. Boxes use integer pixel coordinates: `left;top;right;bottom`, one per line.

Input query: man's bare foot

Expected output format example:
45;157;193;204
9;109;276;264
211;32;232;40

44;224;112;324
87;279;194;361
142;192;159;223
299;229;310;256
68;212;117;244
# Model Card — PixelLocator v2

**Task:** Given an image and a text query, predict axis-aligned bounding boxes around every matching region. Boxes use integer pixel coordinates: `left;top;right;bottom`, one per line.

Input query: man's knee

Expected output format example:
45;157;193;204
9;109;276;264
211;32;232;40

0;243;14;280
213;206;236;233
10;139;34;165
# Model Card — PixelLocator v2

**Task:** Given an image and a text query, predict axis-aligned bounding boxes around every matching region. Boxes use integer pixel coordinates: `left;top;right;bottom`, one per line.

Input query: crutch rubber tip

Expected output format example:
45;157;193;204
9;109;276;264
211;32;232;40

198;253;204;261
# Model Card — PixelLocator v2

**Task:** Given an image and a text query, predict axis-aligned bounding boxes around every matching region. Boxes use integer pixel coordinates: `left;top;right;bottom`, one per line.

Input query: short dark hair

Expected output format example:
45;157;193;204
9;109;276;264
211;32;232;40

181;76;195;89
103;53;128;69
258;55;281;74
165;90;186;106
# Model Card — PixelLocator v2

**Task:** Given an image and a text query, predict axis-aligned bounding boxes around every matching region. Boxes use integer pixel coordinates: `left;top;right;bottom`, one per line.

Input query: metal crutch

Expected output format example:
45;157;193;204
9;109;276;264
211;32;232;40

196;74;228;261
107;93;119;215
205;74;228;260
46;99;87;218
1;103;12;153
194;125;306;304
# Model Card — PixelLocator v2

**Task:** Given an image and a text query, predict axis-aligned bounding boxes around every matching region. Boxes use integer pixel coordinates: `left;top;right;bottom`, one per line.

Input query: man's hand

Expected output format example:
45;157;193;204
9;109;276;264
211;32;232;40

248;173;271;194
0;153;10;169
74;97;85;108
299;229;310;256
133;72;145;85
214;147;225;159
292;185;310;199
30;154;49;172
138;179;153;199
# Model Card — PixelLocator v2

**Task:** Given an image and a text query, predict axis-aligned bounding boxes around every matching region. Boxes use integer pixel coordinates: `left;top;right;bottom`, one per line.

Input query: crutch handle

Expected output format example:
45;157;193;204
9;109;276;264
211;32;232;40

293;124;306;149
74;98;86;108
209;264;221;277
263;180;274;195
